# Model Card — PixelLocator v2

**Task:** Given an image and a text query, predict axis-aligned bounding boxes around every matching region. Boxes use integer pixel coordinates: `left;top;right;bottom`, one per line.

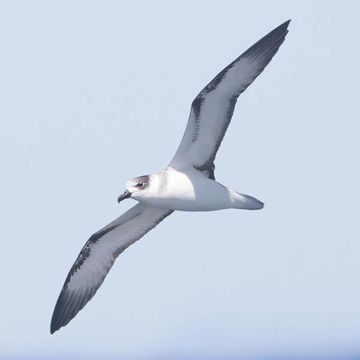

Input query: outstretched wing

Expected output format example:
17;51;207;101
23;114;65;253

50;203;173;333
170;20;290;177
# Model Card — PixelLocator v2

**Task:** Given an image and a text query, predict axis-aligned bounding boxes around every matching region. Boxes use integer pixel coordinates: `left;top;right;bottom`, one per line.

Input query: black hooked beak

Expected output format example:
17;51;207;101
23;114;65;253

117;190;132;203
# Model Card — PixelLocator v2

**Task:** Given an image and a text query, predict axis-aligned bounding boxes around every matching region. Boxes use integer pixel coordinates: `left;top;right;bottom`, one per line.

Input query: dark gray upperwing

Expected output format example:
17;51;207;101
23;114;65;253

50;203;173;334
170;20;290;177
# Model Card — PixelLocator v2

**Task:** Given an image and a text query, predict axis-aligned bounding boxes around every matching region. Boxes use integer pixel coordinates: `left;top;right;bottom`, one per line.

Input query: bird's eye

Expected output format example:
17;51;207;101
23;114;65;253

136;182;144;188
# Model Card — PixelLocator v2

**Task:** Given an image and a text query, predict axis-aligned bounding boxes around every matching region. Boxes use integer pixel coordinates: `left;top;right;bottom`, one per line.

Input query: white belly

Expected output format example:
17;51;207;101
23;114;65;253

137;167;235;211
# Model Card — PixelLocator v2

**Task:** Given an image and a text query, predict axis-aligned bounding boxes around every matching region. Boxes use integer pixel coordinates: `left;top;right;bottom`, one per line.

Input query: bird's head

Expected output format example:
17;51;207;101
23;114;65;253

117;175;150;203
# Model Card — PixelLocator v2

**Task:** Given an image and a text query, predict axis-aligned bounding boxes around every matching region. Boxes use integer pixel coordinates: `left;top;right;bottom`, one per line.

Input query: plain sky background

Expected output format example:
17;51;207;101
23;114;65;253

0;1;359;359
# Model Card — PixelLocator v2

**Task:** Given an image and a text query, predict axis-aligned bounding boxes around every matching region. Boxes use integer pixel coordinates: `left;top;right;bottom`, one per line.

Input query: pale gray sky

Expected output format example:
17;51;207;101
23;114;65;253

0;1;359;359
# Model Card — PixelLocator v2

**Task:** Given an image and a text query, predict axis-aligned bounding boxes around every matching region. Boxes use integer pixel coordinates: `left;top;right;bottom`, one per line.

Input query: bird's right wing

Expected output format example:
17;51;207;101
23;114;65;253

50;203;173;334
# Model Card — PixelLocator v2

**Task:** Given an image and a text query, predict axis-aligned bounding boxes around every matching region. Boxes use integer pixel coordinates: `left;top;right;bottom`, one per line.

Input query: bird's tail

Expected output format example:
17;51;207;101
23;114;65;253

232;191;264;210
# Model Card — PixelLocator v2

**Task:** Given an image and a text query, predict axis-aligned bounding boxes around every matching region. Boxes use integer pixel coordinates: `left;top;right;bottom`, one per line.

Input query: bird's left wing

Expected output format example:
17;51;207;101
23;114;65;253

170;20;290;179
50;203;173;334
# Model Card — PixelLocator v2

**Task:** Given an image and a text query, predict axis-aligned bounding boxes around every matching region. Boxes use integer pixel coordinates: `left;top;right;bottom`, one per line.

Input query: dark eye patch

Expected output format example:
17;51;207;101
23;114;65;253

133;175;149;189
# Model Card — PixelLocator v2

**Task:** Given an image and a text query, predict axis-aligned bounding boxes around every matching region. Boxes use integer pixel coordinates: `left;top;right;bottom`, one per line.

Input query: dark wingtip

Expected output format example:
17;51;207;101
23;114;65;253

273;19;291;35
240;18;291;65
283;19;291;27
50;289;75;334
277;19;291;31
50;297;64;334
267;19;291;40
50;325;57;334
50;317;59;334
50;285;98;334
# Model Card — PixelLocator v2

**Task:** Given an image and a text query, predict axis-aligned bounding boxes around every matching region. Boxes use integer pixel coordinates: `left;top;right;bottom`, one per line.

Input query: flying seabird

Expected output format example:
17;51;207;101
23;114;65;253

51;20;290;333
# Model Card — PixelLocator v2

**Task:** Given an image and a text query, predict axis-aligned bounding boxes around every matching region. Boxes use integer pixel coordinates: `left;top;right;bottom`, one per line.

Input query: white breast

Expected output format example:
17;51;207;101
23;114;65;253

139;167;235;211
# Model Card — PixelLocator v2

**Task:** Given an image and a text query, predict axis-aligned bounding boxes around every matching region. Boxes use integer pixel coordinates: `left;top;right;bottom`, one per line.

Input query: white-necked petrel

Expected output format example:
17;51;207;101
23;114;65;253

51;20;290;333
